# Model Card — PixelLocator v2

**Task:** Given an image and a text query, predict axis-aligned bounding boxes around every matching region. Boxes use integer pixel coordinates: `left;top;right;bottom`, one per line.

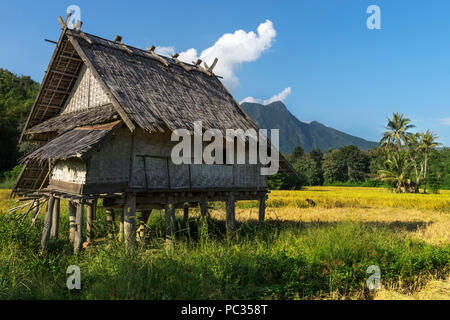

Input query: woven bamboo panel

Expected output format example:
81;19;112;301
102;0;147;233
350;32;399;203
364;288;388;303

145;157;169;188
168;162;190;189
191;164;233;188
62;65;110;114
234;164;259;188
86;128;131;184
51;159;86;184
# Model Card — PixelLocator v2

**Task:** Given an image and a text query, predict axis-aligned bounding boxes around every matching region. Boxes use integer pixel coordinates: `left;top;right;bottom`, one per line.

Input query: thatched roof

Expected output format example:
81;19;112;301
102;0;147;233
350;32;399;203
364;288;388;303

21;121;122;164
25;104;119;136
21;28;257;141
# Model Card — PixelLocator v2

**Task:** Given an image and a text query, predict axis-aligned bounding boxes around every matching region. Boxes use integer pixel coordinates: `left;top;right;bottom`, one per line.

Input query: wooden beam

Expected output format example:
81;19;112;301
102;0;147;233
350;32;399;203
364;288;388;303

50;198;60;240
41;196;55;252
50;69;78;77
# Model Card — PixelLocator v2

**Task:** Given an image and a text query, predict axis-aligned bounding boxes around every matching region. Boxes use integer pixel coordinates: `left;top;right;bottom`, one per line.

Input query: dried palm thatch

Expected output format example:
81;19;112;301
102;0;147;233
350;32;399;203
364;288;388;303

21;121;122;164
26;104;119;135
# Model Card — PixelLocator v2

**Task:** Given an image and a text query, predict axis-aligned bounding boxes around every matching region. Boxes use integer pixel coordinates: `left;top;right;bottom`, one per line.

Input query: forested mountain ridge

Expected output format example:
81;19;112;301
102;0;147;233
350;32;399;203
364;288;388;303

241;101;378;153
0;68;39;172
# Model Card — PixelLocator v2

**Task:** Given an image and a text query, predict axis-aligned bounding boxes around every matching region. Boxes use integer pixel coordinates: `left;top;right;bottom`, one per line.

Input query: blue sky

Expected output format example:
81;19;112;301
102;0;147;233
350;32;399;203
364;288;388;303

1;0;450;146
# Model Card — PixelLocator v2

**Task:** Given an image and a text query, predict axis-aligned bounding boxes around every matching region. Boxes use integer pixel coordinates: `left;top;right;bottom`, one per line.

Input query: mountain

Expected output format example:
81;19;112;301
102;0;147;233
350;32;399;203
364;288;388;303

241;101;378;154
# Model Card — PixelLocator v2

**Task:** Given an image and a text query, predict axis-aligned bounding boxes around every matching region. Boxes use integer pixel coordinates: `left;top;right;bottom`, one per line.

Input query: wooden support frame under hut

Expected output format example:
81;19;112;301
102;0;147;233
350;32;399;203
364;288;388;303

12;14;299;253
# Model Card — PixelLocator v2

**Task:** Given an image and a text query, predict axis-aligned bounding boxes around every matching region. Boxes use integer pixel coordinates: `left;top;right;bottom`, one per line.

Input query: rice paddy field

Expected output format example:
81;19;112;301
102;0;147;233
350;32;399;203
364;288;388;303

0;186;449;300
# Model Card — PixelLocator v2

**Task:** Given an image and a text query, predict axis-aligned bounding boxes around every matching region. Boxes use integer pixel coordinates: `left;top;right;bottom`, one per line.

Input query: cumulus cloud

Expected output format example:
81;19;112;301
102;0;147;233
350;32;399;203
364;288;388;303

158;20;276;89
263;87;292;105
441;117;450;126
154;46;175;57
240;87;292;105
240;96;263;104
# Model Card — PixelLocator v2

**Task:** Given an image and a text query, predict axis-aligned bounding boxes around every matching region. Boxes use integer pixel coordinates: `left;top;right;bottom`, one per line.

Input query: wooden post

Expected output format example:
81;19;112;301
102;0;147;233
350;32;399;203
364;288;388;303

74;202;84;254
183;204;189;223
92;199;97;220
41;195;55;252
50;198;60;240
123;193;137;246
119;209;124;242
258;194;266;230
200;198;208;218
226;193;236;240
68;201;76;243
138;210;151;241
165;199;175;244
32;200;40;218
86;202;94;243
106;209;115;239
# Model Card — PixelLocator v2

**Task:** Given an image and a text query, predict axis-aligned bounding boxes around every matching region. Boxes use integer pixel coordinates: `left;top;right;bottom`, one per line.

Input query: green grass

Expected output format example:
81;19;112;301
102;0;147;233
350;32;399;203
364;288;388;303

0;208;448;300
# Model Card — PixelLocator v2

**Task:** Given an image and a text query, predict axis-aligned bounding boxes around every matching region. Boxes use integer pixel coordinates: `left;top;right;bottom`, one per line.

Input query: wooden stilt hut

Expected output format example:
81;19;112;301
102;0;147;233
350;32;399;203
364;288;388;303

12;16;298;253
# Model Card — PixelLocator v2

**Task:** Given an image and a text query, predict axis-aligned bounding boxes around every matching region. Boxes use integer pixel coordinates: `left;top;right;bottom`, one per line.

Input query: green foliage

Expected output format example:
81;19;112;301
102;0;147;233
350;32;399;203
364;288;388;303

268;173;304;190
0;165;23;189
0;68;39;174
321;145;369;184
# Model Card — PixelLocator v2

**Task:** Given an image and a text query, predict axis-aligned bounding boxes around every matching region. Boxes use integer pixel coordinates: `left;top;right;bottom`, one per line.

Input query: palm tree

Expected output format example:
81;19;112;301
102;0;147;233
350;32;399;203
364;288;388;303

419;130;440;193
406;133;424;193
377;150;413;193
380;112;415;155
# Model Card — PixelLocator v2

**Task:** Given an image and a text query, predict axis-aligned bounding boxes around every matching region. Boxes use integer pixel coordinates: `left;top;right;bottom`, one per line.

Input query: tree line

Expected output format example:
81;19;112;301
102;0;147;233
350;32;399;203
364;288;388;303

270;113;449;193
0;68;39;171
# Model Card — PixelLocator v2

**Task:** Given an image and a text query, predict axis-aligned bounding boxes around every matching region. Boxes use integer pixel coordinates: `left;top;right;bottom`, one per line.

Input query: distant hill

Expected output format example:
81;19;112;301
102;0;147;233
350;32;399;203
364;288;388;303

241;101;378;154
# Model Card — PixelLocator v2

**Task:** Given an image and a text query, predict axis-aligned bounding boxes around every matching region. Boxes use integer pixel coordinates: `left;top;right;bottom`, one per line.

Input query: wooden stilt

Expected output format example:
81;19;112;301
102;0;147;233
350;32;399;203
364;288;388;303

226;193;236;240
165;200;175;244
86;202;94;243
50;198;60;240
68;201;76;243
32;200;40;218
258;194;266;230
119;209;124;242
106;209;115;239
41;195;55;252
200;198;208;218
183;204;189;223
138;210;151;241
92;199;97;221
123;193;136;246
74;202;84;254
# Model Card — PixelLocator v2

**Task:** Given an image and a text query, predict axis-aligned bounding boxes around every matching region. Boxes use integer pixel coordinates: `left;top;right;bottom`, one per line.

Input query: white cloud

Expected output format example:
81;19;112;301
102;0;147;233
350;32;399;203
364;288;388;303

263;87;291;105
161;20;276;89
240;87;292;105
441;117;450;126
240;96;262;104
154;46;175;57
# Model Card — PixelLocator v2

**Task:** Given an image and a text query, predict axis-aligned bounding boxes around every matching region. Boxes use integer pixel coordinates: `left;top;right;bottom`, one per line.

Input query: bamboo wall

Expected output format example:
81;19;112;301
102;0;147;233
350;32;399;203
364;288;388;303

61;64;110;114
